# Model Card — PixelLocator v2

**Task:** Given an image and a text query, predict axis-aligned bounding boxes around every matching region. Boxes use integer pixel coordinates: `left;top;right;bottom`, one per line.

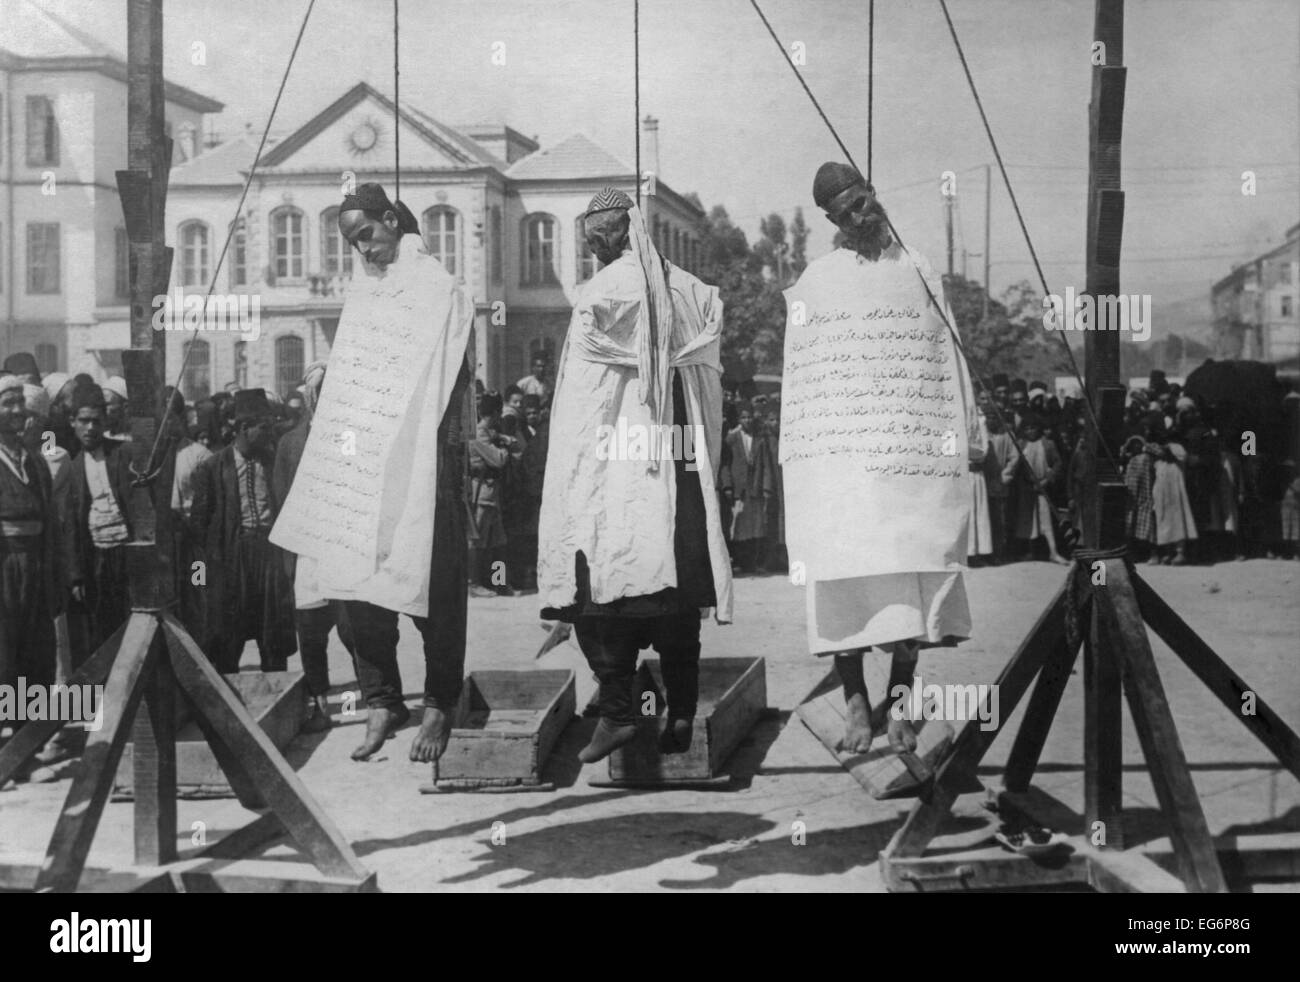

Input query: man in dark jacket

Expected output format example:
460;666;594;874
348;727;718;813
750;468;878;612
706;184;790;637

65;382;133;662
0;374;58;701
190;388;295;673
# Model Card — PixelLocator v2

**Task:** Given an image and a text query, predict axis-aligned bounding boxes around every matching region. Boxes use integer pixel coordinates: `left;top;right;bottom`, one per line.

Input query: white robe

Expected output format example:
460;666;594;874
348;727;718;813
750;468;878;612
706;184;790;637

271;242;475;617
781;245;984;654
537;253;733;623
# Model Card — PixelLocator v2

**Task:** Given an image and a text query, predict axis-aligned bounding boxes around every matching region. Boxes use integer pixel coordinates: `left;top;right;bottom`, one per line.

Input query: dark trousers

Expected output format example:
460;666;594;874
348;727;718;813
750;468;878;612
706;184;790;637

340;462;468;712
989;494;1008;563
0;537;54;692
69;544;129;666
295;602;352;696
573;608;702;726
210;530;293;674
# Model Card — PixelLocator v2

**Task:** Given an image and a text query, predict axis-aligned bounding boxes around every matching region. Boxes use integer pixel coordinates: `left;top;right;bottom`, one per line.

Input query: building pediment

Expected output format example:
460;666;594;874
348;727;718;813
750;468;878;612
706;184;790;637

259;82;503;175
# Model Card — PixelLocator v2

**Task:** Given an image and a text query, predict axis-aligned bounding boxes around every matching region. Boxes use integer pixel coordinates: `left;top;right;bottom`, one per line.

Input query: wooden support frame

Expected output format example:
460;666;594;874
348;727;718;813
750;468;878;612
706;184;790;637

0;611;374;892
876;550;1300;893
870;0;1300;894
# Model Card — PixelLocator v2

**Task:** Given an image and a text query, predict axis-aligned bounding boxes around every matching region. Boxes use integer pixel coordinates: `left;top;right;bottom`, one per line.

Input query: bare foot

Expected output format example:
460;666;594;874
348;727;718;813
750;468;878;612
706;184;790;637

578;718;638;763
658;717;694;754
1049;553;1070;565
409;707;452;763
837;692;876;754
351;704;410;761
887;715;918;754
302;695;333;733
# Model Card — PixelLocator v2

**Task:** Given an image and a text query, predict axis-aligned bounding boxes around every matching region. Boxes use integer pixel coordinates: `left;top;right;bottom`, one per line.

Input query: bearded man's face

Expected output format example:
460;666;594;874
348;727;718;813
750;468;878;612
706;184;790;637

827;183;892;260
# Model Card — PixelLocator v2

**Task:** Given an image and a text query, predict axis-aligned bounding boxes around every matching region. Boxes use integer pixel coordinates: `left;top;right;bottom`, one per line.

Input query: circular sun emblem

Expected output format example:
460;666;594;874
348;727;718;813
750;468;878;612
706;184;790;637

347;119;382;157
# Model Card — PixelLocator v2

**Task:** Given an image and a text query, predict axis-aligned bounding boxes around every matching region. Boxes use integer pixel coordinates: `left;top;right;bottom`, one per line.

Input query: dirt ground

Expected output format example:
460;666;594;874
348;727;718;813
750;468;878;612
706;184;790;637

2;559;1298;891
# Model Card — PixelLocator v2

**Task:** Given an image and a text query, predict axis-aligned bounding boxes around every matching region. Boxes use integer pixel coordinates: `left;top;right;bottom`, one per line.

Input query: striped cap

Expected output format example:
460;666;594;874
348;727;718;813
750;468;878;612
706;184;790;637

585;186;635;217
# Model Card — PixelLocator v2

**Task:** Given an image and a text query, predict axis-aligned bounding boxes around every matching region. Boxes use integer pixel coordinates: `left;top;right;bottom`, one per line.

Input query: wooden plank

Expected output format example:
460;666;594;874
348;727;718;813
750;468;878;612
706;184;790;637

796;693;953;799
1142;832;1300;883
467;669;575;710
888;582;1069;858
532;671;576;779
34;614;157;893
1134;573;1300;781
1003;626;1080;792
168;858;378;894
173;680;266;809
0;619;128;786
160;615;371;883
704;657;766;774
1095;562;1226;893
196;813;285;860
1084;579;1124;848
133;628;177;865
1084;845;1188;894
882;842;1089;892
436;670;575;783
606;657;766;783
118;671;306;796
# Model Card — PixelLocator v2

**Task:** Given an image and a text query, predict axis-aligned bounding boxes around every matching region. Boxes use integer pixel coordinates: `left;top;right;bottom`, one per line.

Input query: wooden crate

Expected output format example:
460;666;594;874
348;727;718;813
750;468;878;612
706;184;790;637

115;671;305;798
433;670;576;788
604;657;766;784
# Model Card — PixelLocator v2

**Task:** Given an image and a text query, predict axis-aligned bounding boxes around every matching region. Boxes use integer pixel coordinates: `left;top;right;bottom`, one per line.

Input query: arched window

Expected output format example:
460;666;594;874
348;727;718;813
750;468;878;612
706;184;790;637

673;229;682;267
575;215;597;282
520;214;558;286
229;218;247;288
179;221;210;287
233;340;248;389
319;207;352;277
423;206;459;276
182;339;210;401
275;334;304;399
270;207;305;280
490;206;503;284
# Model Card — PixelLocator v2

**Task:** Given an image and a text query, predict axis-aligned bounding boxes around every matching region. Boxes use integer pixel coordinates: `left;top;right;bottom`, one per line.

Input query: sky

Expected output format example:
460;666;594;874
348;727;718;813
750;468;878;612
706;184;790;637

28;0;1300;324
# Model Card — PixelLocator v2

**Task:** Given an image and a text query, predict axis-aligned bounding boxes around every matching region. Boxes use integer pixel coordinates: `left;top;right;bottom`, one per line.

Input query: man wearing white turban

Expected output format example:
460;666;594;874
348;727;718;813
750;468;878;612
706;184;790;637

538;188;733;763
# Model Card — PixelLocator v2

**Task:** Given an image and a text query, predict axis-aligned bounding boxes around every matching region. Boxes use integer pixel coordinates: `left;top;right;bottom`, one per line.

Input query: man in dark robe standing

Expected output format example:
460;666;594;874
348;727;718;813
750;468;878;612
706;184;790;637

0;375;58;706
190;388;296;673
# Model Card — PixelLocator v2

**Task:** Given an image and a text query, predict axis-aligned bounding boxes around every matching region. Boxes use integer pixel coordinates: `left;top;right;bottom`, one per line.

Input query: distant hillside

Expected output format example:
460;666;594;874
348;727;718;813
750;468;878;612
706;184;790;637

1149;292;1216;347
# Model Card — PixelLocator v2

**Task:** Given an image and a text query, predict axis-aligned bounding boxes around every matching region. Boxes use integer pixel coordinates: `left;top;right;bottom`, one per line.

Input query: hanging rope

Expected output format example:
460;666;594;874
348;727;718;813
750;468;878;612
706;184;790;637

141;0;318;477
747;0;1069;520
634;0;642;207
866;0;874;186
936;0;1116;474
393;0;401;201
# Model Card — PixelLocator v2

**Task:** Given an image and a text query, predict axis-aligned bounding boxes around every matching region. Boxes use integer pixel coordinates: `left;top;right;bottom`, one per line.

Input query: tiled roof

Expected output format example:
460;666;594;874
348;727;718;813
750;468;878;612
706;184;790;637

0;0;223;112
0;0;121;60
170;134;264;187
506;133;634;181
403;105;505;169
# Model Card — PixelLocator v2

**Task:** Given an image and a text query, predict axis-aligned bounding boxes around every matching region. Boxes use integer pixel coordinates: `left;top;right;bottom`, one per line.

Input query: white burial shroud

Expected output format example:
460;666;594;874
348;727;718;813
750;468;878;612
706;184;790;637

781;244;984;588
537;254;734;624
270;244;475;617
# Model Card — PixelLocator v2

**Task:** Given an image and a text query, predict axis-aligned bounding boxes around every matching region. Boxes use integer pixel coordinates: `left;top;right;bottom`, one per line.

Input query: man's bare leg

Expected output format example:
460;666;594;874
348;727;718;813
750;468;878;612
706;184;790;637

409;707;452;763
833;650;875;753
351;703;411;761
882;640;920;753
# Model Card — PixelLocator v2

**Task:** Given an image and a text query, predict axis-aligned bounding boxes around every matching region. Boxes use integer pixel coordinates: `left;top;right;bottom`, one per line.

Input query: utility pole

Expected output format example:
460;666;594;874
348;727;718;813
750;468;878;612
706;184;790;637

945;188;955;278
982;162;991;317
